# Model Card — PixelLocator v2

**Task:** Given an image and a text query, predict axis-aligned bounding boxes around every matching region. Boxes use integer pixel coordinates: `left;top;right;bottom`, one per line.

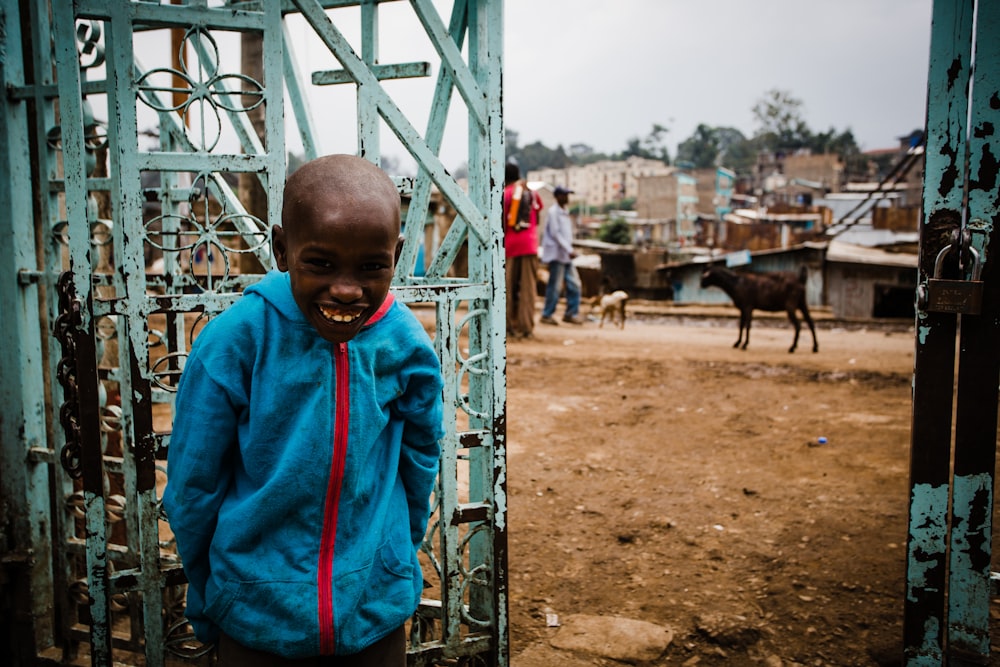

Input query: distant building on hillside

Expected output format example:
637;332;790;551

634;171;699;243
528;156;671;209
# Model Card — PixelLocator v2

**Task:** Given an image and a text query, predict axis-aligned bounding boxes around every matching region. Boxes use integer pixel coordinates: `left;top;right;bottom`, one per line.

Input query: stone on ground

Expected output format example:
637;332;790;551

548;614;674;663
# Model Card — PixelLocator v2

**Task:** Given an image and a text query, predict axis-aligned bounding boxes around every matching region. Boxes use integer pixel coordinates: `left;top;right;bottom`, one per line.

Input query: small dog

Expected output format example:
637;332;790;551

591;290;629;329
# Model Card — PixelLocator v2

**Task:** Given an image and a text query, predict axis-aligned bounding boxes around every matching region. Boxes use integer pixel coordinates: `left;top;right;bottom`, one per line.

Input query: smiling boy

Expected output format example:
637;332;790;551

163;155;445;666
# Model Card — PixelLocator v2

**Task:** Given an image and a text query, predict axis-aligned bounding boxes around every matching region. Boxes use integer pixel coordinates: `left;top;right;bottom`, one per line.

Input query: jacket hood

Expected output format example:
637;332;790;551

244;271;306;323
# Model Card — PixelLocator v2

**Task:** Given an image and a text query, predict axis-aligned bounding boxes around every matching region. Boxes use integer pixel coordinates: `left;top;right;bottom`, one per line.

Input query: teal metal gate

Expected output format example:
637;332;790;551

0;1;508;665
906;0;1000;665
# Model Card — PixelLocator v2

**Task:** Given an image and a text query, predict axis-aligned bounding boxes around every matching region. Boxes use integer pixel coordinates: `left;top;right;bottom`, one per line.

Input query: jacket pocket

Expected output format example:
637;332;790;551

202;576;240;625
335;538;419;654
210;579;320;658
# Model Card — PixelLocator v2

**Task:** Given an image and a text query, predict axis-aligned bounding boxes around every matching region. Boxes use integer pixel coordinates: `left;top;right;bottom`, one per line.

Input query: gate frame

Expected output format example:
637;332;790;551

905;0;1000;665
0;2;509;665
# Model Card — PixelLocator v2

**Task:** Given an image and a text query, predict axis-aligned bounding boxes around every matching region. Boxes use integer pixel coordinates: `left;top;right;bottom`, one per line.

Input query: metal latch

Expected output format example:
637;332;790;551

924;243;984;315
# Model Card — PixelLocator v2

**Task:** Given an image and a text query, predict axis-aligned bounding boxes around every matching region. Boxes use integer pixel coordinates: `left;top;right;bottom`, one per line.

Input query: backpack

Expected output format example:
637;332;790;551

506;182;534;231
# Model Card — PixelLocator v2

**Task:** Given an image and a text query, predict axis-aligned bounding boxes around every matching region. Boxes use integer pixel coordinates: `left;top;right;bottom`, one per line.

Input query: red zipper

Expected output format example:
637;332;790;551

318;341;350;654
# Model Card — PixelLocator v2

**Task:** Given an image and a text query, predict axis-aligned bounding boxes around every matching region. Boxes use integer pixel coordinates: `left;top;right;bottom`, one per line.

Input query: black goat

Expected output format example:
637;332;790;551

700;265;818;353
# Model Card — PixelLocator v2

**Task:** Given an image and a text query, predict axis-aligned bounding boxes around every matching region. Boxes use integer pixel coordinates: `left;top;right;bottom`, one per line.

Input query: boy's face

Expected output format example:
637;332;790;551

273;195;401;344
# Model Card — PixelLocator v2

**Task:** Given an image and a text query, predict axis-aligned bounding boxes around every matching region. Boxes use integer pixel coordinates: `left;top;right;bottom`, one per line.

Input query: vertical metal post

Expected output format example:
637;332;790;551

946;1;1000;663
359;0;380;161
51;2;114;663
905;1;971;662
906;0;1000;664
906;3;971;659
0;2;56;660
465;2;508;665
104;6;165;664
283;21;320;161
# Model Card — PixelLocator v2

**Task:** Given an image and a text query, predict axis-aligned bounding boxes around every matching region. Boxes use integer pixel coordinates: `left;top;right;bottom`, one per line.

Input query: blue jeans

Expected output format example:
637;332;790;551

542;261;581;318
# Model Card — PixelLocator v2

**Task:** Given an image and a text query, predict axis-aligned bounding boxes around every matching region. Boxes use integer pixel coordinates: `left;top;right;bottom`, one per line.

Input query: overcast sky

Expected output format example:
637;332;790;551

136;1;935;173
500;0;934;160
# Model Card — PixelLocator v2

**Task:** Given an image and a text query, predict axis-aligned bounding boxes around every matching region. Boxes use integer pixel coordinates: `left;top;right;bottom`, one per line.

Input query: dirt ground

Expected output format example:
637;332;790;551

501;303;957;666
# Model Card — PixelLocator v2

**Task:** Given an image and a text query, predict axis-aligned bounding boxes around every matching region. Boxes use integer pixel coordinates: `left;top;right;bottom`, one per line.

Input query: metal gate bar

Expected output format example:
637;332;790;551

905;0;1000;664
946;0;1000;659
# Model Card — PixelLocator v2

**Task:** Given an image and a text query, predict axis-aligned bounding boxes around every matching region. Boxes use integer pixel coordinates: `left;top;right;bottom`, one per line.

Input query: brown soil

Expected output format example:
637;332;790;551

504;305;925;666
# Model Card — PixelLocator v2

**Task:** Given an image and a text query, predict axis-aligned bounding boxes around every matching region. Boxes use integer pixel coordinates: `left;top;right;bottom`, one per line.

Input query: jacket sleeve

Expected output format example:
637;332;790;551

162;351;241;644
393;344;445;549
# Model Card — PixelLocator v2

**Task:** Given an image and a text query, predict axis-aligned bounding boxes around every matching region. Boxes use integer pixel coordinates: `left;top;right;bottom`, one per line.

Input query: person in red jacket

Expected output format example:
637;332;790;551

503;161;542;339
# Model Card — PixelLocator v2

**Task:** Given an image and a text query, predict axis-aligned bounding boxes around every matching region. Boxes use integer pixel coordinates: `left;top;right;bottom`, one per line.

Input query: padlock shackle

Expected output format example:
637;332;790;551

933;243;953;278
933;243;982;280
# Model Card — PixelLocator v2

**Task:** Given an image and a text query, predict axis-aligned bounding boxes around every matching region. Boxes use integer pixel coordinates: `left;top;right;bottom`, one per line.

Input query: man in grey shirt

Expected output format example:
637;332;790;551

539;185;583;325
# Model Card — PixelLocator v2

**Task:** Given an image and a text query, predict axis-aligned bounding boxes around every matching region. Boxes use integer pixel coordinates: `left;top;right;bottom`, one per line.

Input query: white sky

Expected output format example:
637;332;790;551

500;0;934;159
130;1;935;173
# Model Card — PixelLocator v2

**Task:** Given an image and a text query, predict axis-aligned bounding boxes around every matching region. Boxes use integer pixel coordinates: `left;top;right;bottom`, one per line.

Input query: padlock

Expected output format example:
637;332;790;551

925;244;984;314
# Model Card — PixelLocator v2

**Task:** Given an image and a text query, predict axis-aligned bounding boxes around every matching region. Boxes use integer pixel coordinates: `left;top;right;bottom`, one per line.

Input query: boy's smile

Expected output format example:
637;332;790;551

317;303;363;324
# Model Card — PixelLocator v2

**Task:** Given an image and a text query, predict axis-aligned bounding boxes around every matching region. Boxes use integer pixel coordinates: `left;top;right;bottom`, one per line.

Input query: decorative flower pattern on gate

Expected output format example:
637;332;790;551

135;27;264;152
144;172;269;291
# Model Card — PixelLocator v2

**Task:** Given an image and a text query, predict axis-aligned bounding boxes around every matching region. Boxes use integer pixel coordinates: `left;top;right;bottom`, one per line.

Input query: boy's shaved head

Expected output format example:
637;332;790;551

281;154;400;238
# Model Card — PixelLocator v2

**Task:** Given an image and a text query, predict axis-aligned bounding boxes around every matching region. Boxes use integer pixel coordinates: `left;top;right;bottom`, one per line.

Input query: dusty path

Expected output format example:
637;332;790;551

503;309;933;666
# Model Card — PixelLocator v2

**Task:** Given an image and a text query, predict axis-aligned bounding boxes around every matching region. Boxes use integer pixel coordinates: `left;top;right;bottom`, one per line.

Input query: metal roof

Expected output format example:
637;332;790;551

825;239;917;267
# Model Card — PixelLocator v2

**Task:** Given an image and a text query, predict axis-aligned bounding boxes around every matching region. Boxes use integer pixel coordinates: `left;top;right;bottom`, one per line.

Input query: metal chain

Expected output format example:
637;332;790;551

54;271;83;478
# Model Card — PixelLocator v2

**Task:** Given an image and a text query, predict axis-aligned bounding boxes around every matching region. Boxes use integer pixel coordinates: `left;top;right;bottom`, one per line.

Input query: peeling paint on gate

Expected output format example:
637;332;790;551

905;1;1000;665
906;483;949;601
1;2;508;666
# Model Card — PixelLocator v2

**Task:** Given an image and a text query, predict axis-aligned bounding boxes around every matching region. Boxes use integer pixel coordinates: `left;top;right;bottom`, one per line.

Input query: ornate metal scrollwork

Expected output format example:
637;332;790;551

135;27;264;152
143;172;269;291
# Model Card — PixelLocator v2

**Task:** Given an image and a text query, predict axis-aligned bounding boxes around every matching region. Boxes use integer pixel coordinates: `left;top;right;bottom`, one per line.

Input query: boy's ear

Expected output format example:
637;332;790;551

394;233;404;265
272;224;289;271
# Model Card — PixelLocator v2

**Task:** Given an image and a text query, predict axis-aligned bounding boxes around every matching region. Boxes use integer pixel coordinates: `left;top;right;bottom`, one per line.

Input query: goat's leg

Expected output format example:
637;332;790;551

800;304;819;352
739;309;752;349
787;309;801;353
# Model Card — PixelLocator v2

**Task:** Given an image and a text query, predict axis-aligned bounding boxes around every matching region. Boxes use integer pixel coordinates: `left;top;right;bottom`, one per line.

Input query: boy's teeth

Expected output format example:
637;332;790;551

319;305;359;323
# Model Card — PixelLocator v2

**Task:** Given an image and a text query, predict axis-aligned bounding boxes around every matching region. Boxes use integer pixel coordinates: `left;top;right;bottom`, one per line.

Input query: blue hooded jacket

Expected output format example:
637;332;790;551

163;271;444;657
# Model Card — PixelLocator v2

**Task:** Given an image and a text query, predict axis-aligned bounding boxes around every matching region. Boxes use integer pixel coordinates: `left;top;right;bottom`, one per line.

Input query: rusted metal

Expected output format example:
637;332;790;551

905;1;1000;665
2;1;507;665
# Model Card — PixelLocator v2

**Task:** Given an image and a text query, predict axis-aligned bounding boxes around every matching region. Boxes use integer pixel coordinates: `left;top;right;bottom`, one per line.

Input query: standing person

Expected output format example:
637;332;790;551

503;161;542;340
163;154;445;666
539;185;583;325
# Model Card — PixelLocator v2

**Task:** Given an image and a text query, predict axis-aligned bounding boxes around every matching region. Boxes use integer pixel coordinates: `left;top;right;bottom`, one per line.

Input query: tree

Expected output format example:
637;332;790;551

601;197;635;213
808;127;863;175
748;89;867;179
516;141;569;173
619;123;671;164
598;217;632;245
716;127;756;175
752;89;811;151
505;127;571;172
675;125;756;176
676;124;722;169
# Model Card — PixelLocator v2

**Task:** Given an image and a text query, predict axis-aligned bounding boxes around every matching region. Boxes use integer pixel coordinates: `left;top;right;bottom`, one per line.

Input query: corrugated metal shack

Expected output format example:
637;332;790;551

656;240;916;320
658;244;825;307
824;240;917;319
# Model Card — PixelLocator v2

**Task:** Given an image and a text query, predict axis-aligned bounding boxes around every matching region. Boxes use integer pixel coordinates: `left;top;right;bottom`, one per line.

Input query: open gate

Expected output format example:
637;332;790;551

0;1;507;665
905;0;1000;665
